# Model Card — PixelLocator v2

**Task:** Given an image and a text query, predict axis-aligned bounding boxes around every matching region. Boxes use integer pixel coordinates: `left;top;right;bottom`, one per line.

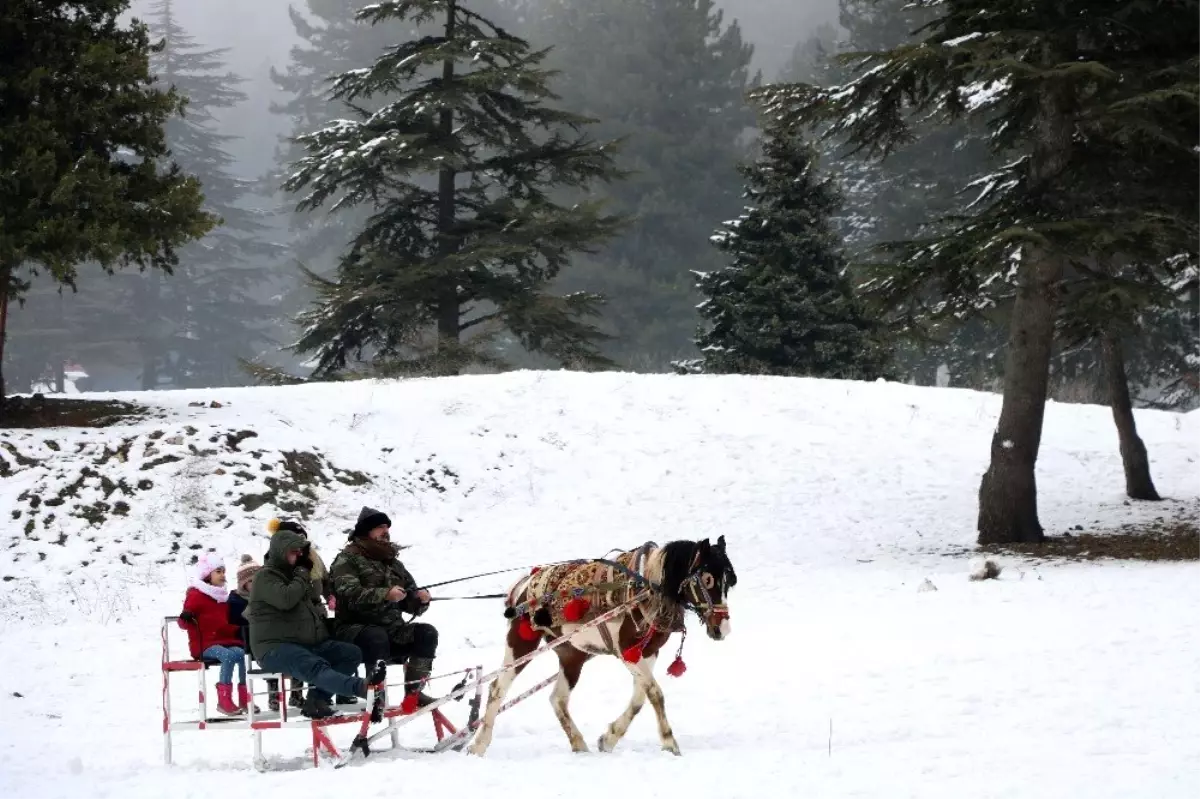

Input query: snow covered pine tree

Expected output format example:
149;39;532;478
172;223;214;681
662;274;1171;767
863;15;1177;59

282;0;628;378
687;112;887;379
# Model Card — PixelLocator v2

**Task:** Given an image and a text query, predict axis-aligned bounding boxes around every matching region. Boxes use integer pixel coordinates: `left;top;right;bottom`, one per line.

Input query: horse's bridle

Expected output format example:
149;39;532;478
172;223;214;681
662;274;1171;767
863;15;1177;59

678;569;730;627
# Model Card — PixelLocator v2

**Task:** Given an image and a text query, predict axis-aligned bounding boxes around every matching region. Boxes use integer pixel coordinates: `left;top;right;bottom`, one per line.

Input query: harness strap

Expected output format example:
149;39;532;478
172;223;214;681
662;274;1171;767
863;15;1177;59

596;622;617;655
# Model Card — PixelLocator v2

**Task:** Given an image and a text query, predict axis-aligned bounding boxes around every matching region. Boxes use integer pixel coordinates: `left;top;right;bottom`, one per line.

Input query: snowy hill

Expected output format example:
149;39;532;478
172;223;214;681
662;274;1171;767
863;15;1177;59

0;371;1196;798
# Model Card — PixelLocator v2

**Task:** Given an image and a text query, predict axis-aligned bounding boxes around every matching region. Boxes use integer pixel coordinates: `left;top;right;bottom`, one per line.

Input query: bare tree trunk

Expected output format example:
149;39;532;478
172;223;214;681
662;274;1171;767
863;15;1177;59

138;270;162;390
0;265;9;411
976;56;1072;546
54;291;66;394
976;250;1062;544
1101;332;1161;500
434;0;460;377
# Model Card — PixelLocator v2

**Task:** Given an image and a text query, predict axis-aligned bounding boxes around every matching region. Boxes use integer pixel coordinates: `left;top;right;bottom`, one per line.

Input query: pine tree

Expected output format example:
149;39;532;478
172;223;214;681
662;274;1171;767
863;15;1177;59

688;116;887;379
1129;273;1199;410
0;0;215;406
268;0;403;271
283;0;628;377
523;0;757;367
777;2;1001;389
267;0;520;374
139;0;277;388
834;0;999;387
779;23;838;86
753;0;1198;543
265;1;403;378
5;269;143;394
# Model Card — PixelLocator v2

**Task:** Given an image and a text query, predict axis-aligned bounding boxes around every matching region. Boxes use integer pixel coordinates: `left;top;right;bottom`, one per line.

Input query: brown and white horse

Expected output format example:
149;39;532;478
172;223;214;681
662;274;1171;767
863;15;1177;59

466;536;737;756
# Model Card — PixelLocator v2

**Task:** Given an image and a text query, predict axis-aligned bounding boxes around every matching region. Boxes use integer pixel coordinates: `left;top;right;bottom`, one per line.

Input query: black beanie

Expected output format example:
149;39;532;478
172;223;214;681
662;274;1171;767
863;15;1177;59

351;506;391;539
275;519;307;538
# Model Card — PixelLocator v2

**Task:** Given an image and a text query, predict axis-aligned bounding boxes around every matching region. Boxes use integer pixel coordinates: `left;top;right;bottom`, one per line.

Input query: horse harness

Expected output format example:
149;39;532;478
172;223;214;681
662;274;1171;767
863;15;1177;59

507;541;728;659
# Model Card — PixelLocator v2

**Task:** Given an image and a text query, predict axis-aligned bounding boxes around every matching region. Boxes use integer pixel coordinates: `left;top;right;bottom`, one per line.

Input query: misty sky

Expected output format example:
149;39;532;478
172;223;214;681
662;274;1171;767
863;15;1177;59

129;0;840;178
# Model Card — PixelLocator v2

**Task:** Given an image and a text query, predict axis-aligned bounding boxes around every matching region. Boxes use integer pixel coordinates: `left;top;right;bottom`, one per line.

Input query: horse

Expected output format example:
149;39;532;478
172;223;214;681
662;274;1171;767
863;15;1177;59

466;535;737;756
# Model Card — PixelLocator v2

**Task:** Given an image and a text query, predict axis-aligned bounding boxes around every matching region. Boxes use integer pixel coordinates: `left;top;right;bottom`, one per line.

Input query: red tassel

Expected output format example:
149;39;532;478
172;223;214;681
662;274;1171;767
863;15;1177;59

562;598;590;622
517;615;540;641
530;566;541;575
666;656;687;677
401;692;419;714
622;623;656;665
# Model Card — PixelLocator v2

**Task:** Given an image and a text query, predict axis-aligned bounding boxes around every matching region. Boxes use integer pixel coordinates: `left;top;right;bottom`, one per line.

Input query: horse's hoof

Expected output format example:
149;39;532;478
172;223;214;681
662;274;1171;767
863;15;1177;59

597;735;614;753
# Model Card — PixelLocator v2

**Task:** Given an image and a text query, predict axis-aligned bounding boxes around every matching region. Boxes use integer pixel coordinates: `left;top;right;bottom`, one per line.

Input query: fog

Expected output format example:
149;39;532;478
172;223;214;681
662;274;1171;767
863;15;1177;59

7;0;847;394
133;0;839;179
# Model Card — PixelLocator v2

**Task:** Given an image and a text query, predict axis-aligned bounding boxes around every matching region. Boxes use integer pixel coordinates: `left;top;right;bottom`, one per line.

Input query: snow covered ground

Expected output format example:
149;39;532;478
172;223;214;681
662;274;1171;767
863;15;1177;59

0;371;1196;798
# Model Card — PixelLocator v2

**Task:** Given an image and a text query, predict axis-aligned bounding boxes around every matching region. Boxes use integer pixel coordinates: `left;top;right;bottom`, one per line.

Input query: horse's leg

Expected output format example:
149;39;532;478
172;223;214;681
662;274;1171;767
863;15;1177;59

548;645;591;753
467;620;537;757
597;652;652;753
641;660;682;756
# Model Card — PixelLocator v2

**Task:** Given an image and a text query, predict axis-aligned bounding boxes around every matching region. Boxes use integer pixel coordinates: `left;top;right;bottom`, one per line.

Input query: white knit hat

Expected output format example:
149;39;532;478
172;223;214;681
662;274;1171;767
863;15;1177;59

195;552;224;581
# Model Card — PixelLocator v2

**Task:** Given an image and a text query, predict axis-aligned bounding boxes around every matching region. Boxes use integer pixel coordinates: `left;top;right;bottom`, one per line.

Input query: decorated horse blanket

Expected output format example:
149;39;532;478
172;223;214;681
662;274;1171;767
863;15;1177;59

506;544;685;633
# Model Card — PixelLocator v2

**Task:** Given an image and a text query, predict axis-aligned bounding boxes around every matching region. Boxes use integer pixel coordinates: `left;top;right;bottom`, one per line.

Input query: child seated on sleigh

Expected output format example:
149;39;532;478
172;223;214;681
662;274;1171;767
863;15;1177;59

179;553;251;716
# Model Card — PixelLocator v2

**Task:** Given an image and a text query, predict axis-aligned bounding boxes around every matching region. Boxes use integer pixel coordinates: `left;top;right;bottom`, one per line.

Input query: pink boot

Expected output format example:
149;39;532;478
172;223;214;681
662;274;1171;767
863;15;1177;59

215;683;240;716
238;684;260;714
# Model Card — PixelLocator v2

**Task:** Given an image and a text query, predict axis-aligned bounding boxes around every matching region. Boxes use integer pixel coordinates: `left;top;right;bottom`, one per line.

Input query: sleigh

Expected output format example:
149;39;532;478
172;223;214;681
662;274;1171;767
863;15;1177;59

159;598;640;768
160;615;483;769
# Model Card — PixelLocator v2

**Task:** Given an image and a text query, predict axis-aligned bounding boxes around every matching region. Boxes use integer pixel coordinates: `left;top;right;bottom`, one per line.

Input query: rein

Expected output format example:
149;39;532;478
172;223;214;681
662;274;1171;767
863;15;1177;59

426;592;506;601
416;561;580;592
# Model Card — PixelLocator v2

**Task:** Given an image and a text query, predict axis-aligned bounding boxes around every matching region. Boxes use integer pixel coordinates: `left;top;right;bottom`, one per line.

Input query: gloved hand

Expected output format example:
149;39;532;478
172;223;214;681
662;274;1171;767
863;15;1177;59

179;611;197;624
295;547;314;572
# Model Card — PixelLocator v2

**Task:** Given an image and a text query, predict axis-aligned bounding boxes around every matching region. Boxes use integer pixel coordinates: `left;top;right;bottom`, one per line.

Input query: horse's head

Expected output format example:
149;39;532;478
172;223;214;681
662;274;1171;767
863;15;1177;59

663;536;737;641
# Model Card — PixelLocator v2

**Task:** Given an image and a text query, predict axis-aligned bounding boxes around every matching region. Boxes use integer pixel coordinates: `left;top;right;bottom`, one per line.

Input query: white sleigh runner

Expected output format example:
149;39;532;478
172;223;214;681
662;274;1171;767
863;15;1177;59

160;537;735;769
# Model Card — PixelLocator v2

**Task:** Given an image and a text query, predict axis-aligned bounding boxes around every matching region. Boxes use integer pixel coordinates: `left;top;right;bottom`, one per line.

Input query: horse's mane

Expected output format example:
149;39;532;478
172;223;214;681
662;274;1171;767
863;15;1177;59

641;539;702;618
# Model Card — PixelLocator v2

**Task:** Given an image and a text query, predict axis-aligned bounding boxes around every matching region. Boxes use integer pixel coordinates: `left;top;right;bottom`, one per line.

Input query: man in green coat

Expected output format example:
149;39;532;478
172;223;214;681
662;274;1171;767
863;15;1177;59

248;528;380;719
330;507;440;708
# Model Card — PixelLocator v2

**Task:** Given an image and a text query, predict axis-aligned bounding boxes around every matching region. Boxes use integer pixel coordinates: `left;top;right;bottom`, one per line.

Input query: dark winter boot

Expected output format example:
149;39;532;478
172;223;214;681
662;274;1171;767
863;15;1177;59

404;657;438;708
301;691;335;719
367;660;388;723
289;683;305;709
335;694;359;706
266;679;280;712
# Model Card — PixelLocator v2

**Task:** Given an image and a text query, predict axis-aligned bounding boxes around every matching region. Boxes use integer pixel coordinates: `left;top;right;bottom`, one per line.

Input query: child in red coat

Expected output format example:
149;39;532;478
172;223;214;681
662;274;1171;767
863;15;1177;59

179;552;248;715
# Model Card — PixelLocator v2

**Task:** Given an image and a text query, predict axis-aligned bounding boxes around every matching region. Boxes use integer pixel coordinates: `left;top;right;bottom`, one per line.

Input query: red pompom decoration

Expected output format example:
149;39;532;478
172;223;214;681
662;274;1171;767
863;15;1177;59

530;566;542;575
562;598;590;622
621;645;643;664
666;656;687;678
400;692;419;714
517;615;540;641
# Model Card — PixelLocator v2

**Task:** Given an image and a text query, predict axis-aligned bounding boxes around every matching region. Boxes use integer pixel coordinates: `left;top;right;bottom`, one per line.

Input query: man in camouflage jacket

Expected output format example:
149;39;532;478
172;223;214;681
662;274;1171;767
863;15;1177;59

330;506;440;707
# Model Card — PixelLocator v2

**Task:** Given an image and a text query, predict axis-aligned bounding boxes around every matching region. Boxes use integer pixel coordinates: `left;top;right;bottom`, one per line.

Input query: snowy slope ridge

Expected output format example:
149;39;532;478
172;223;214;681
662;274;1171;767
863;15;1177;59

2;370;1195;602
0;371;1196;799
